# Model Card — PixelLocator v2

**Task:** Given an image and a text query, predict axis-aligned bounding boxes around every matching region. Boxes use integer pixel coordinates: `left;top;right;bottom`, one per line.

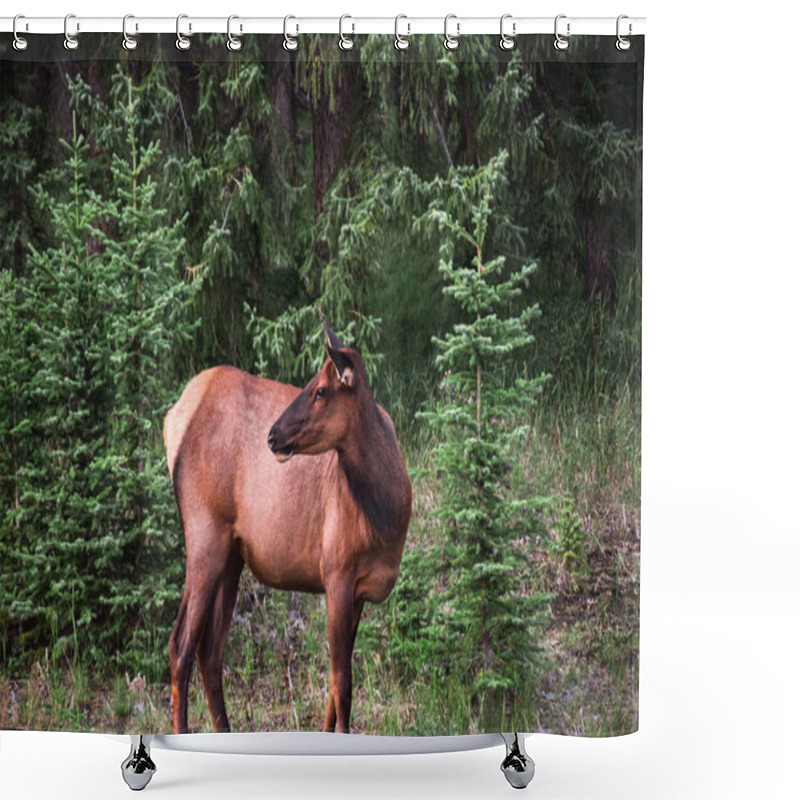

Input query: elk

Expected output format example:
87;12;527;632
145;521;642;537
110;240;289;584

164;323;412;734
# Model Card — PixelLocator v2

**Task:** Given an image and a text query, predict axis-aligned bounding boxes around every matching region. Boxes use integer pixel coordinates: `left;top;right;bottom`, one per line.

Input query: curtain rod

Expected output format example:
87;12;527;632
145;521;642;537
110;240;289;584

1;16;646;37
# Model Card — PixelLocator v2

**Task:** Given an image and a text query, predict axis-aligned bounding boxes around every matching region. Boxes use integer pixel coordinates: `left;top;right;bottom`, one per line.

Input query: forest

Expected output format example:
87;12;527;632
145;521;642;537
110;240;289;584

0;34;641;736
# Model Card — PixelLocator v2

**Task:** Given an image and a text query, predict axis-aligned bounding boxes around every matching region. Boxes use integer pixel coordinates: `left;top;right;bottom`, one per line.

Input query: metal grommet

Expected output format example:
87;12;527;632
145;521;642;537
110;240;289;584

122;14;137;51
443;13;459;51
176;13;191;50
616;15;632;51
339;14;354;50
12;14;29;51
499;13;516;51
227;15;242;51
64;13;79;51
394;14;409;51
554;14;570;51
283;15;298;51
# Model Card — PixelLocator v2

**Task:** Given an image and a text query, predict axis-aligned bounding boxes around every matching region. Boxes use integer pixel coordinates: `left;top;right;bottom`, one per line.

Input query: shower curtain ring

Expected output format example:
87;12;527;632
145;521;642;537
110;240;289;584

12;14;29;51
499;14;516;51
443;14;459;50
554;14;570;51
339;15;354;50
176;14;191;50
64;13;79;51
227;15;242;51
122;15;138;51
616;15;632;51
283;15;298;51
394;15;410;51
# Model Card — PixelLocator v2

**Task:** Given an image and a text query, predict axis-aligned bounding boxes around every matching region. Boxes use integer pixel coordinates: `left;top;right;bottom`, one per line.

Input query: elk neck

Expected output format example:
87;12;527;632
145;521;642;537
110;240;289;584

336;391;410;541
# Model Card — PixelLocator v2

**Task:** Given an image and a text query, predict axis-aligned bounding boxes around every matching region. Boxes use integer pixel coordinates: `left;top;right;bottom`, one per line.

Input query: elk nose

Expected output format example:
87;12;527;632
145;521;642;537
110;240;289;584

267;429;277;451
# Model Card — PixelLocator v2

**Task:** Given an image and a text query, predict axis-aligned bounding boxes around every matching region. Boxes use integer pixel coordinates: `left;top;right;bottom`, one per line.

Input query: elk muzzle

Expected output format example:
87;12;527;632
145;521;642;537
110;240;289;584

268;425;294;462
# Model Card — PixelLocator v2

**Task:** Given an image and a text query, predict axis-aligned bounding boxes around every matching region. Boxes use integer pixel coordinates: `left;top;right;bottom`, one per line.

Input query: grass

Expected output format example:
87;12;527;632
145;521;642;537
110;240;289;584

0;382;639;738
524;384;640;736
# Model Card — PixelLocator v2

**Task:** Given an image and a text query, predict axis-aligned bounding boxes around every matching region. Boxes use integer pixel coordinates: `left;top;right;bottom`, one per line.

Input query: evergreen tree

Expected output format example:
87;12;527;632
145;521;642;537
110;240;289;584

1;72;195;675
86;73;196;676
417;152;550;722
14;115;116;666
0;269;35;660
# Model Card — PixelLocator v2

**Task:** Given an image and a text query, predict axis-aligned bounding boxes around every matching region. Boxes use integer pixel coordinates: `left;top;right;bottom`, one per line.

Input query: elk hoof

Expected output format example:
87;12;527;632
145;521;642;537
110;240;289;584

121;736;157;791
500;733;535;790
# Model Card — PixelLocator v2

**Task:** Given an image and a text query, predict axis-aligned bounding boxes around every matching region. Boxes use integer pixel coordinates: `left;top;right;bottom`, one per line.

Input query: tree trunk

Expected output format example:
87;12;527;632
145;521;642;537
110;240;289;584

269;59;297;175
312;59;358;223
308;54;359;286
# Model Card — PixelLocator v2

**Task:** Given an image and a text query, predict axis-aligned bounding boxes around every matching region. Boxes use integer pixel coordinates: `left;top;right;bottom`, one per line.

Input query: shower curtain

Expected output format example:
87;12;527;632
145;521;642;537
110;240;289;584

0;27;642;741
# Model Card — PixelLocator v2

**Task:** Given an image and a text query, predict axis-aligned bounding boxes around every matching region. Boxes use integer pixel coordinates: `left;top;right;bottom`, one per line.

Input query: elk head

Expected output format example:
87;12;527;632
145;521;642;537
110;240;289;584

268;323;364;463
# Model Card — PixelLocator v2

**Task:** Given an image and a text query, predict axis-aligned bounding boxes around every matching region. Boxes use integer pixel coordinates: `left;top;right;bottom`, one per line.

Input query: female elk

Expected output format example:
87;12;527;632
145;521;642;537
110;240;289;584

164;324;412;733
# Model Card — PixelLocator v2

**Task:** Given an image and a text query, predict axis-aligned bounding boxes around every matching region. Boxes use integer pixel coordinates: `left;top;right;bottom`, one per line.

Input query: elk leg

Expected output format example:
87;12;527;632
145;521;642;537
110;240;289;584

169;520;231;734
323;589;364;733
169;594;196;734
323;682;336;732
196;550;244;733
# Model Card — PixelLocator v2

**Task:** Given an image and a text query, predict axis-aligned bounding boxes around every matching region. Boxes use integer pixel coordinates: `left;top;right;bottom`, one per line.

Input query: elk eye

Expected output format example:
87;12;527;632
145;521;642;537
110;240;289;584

314;386;326;402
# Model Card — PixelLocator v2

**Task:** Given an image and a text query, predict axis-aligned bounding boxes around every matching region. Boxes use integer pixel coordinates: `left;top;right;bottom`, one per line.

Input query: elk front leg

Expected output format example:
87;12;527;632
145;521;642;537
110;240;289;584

324;583;361;733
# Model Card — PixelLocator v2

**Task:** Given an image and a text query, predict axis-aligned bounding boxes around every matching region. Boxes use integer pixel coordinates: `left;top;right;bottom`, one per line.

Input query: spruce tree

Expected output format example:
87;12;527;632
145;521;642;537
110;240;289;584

88;73;196;675
0;269;35;659
419;151;550;723
3;71;195;675
12;113;117;666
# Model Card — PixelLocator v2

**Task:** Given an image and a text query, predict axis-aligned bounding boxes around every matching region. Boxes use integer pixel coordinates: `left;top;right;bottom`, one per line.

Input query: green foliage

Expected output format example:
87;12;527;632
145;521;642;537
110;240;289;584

244;154;394;385
554;498;591;589
0;96;40;271
0;72;195;677
404;155;551;724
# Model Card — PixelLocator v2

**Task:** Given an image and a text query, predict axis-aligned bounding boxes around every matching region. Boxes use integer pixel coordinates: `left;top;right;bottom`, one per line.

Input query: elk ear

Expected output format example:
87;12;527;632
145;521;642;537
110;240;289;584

321;321;346;353
325;345;356;388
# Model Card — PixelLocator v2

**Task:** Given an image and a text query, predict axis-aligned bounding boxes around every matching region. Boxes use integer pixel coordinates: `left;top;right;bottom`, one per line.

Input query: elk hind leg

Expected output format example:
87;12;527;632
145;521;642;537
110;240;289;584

196;550;243;733
169;518;231;734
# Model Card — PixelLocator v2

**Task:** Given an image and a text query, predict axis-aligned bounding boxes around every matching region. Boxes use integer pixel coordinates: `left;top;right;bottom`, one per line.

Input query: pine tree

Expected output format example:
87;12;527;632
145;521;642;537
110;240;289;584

12;113;117;666
87;73;196;675
0;269;36;659
418;151;550;723
2;71;195;675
